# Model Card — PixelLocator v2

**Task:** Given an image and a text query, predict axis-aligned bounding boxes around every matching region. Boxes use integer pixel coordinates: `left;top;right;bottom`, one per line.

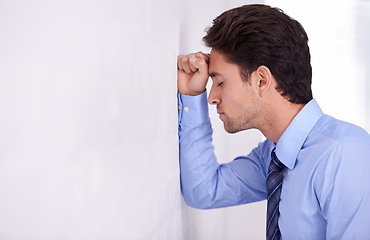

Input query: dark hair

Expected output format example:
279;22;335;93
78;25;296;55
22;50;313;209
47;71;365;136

203;4;313;104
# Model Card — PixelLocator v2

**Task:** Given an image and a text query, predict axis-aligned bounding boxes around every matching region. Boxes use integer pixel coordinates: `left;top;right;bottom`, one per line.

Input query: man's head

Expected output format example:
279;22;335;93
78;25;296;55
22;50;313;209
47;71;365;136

203;4;313;104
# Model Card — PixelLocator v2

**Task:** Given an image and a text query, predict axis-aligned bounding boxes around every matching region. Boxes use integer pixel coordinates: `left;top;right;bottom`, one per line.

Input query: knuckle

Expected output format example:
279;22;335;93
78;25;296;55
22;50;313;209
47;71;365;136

181;56;188;64
188;53;196;59
196;52;203;58
198;59;207;66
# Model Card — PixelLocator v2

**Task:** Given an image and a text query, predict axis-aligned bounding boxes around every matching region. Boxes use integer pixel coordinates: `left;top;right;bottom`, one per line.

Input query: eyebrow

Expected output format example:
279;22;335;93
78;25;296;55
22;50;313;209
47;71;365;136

209;72;221;78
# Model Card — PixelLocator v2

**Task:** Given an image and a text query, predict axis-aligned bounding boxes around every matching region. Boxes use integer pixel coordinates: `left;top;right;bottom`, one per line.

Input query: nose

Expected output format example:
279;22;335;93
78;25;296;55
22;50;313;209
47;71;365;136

208;83;221;105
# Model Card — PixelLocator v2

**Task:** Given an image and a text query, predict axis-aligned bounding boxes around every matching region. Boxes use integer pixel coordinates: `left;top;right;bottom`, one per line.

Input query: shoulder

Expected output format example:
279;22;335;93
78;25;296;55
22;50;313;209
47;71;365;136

308;114;370;196
308;117;370;199
312;114;370;144
305;114;370;186
304;114;370;156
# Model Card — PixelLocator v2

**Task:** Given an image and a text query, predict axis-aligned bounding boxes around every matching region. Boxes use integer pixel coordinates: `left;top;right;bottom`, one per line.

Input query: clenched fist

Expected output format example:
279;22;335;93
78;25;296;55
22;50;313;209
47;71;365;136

177;52;210;96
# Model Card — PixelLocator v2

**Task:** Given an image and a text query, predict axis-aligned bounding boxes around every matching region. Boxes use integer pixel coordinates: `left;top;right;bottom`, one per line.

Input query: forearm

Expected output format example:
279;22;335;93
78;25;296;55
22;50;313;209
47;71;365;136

179;118;220;209
178;91;267;209
178;91;217;208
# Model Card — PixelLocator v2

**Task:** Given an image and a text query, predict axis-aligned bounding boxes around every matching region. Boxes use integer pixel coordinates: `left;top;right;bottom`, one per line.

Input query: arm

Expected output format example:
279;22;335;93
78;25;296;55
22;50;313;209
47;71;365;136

177;53;269;209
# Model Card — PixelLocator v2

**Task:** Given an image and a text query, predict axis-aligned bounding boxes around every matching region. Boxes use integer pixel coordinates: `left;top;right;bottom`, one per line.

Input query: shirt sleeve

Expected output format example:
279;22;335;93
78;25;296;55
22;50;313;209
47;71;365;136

178;91;269;209
315;140;370;239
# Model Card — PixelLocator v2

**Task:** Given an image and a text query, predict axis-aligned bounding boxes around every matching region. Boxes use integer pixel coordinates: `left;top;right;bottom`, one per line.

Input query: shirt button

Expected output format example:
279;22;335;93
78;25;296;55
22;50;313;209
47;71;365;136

178;105;181;110
184;107;189;112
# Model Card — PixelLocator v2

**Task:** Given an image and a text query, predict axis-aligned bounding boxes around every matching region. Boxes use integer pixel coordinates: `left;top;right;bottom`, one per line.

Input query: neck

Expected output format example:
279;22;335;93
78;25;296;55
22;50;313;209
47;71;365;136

260;100;305;144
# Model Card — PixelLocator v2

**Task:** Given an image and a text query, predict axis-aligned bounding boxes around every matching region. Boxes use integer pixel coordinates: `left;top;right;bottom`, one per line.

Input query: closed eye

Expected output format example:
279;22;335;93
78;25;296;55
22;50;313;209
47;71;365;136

218;82;223;87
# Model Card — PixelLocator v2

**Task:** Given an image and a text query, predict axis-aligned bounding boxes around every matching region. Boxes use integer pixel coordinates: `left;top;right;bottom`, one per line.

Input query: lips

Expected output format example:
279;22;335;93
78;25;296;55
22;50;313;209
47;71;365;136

217;109;224;119
217;107;223;115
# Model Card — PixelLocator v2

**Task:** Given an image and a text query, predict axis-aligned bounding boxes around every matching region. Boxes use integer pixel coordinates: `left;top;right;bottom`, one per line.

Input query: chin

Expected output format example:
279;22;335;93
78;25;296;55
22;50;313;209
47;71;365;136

223;122;250;134
226;129;242;134
223;124;241;134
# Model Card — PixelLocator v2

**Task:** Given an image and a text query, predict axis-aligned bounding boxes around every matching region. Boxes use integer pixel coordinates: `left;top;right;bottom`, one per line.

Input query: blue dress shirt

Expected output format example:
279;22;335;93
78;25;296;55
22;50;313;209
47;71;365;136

178;91;370;239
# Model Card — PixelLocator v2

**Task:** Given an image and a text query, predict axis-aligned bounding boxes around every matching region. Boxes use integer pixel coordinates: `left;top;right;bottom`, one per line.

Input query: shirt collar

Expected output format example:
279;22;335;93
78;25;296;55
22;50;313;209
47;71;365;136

275;98;324;170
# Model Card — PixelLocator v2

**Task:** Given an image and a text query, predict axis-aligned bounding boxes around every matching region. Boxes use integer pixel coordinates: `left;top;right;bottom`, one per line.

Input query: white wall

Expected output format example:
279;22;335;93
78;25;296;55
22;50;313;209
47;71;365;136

0;0;184;239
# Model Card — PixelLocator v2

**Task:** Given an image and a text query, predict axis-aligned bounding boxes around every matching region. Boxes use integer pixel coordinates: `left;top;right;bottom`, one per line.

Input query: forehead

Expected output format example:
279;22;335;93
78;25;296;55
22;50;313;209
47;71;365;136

209;49;241;77
209;49;227;68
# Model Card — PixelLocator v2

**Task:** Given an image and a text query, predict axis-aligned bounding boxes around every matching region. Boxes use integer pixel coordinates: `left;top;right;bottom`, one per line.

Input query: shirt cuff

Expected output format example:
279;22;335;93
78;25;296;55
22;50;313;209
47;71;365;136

178;90;210;125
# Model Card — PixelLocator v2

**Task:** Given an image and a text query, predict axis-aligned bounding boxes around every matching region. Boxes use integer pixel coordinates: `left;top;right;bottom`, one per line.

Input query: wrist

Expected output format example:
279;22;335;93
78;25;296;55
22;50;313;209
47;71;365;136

178;90;209;124
179;88;206;96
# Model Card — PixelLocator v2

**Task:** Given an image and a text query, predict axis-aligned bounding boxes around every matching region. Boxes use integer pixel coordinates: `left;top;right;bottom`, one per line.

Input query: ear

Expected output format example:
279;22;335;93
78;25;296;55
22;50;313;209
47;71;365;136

255;65;273;97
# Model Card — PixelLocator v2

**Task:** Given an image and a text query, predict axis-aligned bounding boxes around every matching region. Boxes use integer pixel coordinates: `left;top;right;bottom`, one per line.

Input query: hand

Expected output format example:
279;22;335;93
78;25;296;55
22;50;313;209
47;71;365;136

177;52;210;96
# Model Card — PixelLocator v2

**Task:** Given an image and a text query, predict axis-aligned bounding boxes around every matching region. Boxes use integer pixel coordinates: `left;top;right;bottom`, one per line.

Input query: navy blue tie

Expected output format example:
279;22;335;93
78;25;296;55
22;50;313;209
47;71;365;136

266;148;286;240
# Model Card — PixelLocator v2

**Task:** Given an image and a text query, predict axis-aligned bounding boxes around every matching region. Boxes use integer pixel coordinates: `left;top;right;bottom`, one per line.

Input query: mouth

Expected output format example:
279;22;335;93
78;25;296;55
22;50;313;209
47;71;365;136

217;110;224;119
217;106;223;115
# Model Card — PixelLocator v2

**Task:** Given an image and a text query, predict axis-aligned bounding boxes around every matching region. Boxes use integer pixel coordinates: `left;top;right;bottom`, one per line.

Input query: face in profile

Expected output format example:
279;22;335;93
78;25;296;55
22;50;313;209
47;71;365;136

208;49;261;133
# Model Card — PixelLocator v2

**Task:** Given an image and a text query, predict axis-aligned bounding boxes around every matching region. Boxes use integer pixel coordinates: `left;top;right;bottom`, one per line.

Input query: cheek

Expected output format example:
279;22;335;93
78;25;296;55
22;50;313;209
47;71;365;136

223;94;244;115
224;89;245;105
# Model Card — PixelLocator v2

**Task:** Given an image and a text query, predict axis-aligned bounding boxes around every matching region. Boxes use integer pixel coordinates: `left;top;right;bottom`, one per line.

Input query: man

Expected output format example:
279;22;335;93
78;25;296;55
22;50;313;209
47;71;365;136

177;4;370;240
